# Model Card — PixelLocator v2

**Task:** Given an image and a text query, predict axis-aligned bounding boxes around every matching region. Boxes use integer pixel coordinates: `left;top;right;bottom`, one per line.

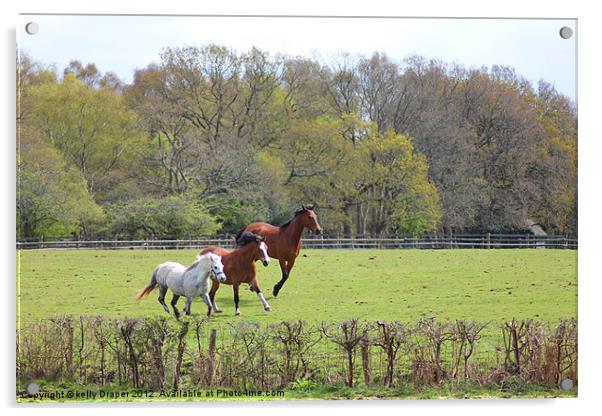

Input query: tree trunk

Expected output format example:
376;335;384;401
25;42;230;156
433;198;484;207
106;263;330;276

347;351;354;387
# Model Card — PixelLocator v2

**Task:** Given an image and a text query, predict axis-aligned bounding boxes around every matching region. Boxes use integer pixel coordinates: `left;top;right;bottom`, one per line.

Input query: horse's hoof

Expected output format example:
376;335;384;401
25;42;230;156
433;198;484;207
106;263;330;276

235;310;241;316
272;287;279;297
265;306;272;312
214;309;222;313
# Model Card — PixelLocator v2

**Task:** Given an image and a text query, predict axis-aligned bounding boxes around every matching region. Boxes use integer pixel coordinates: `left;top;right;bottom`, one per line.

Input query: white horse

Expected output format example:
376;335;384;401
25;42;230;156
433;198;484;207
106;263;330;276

135;252;226;318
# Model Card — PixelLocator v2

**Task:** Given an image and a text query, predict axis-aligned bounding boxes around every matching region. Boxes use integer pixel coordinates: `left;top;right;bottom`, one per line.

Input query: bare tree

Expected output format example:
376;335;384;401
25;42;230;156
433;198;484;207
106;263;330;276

321;319;365;387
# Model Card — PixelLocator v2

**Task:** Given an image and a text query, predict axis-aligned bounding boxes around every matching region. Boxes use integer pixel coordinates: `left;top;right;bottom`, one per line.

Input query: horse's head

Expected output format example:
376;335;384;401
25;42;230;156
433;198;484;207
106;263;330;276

207;253;227;282
257;239;270;267
236;232;270;267
300;204;322;235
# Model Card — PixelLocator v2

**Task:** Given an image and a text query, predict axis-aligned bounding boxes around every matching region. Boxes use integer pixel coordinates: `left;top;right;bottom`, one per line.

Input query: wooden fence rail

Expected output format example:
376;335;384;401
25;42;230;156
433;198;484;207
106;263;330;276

16;234;577;250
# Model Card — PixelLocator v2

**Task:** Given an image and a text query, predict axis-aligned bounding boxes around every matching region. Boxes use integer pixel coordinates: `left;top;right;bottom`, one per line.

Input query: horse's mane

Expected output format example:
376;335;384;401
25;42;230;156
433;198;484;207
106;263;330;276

235;231;265;247
234;227;245;243
185;254;211;272
280;205;314;229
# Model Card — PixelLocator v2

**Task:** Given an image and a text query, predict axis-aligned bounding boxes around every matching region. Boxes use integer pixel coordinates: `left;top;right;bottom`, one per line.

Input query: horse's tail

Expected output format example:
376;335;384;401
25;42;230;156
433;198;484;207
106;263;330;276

134;268;158;302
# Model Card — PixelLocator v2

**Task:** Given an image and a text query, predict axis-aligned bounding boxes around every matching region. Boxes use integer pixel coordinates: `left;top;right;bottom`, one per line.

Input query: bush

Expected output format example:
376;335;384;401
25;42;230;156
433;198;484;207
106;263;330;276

17;317;577;393
107;195;221;239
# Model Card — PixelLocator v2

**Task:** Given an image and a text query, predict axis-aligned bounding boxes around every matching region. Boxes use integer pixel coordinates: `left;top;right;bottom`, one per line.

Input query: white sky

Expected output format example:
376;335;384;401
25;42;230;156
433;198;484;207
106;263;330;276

17;15;576;100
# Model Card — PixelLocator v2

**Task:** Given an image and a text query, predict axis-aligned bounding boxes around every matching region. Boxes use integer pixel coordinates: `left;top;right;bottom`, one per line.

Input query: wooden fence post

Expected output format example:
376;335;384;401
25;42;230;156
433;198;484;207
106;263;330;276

361;333;372;386
173;321;189;391
205;329;217;386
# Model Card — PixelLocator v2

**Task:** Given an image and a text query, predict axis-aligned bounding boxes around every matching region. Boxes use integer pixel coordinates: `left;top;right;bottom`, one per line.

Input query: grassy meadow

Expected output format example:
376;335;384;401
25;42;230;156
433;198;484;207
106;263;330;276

16;248;578;401
17;248;577;328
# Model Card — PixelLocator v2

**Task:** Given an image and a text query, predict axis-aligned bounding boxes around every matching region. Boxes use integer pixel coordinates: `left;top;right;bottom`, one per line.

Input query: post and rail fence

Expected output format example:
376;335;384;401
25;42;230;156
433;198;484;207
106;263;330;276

16;233;577;250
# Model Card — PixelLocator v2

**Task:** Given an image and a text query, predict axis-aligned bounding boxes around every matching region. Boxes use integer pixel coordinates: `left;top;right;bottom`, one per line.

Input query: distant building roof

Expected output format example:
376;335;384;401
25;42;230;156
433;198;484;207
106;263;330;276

525;219;547;236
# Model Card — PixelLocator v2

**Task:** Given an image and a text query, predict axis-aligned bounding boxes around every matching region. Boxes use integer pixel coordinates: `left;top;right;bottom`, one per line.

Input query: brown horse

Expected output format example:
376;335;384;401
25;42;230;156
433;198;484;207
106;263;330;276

237;205;322;297
200;232;272;316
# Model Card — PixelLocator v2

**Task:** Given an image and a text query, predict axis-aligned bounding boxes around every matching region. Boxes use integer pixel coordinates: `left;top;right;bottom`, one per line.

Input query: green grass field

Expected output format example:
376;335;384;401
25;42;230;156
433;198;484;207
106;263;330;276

17;248;577;328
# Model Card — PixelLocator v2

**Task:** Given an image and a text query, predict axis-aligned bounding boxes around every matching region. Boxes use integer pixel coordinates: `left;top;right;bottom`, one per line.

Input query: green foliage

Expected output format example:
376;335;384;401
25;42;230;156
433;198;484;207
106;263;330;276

17;131;104;239
207;197;268;234
26;73;146;199
529;82;578;235
107;195;221;239
17;49;577;238
360;131;441;235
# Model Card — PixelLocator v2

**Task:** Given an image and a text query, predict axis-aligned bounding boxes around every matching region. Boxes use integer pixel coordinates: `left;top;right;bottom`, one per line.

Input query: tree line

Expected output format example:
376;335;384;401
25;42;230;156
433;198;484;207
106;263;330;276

16;45;577;239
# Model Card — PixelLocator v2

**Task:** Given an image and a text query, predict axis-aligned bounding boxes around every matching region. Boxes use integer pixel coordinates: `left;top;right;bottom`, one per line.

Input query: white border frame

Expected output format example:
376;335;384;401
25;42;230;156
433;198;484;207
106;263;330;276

3;1;599;415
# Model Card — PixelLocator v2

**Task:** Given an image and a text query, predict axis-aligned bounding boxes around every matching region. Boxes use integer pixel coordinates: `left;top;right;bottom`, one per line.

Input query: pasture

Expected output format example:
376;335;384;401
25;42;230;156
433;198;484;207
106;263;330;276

17;248;577;329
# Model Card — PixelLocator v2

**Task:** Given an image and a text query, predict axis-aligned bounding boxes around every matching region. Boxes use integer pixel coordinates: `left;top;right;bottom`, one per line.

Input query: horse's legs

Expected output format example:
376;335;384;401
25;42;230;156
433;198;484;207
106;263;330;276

184;297;193;316
209;280;222;313
250;279;272;312
203;294;212;317
233;284;241;316
273;259;288;297
273;257;295;297
171;294;181;318
157;286;170;314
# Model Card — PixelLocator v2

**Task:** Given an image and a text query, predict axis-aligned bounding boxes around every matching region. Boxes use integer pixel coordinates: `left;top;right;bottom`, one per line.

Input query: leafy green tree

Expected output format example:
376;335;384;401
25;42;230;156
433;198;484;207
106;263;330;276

17;130;104;238
275;115;361;231
17;53;57;123
358;130;441;235
529;81;578;234
107;195;220;239
26;73;146;200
